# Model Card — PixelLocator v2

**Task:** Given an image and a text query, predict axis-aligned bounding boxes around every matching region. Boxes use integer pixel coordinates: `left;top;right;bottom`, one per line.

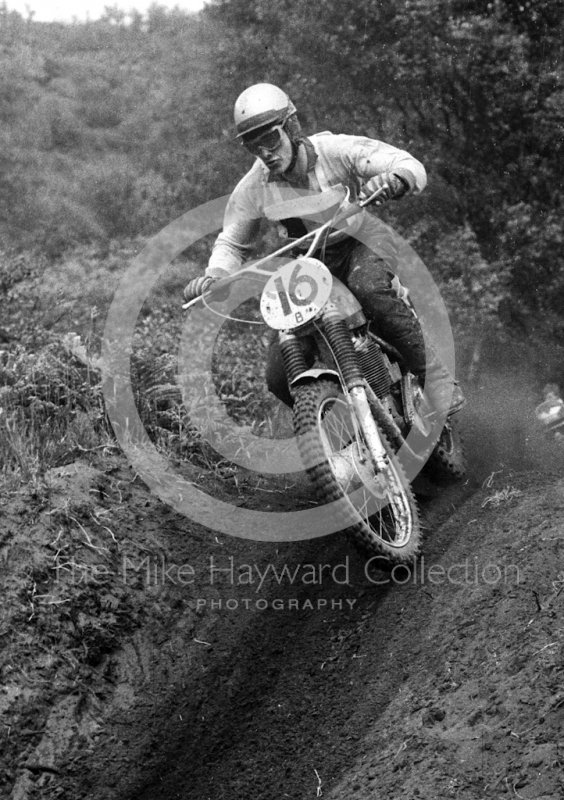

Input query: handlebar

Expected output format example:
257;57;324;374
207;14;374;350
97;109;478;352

182;184;389;310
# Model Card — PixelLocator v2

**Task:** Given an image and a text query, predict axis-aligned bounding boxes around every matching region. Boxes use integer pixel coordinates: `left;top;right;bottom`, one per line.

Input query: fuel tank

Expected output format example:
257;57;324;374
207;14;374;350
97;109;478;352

329;276;367;329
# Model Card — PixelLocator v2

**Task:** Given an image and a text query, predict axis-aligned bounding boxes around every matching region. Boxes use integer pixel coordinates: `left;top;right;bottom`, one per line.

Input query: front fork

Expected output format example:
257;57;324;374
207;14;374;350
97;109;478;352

278;306;390;471
347;386;390;470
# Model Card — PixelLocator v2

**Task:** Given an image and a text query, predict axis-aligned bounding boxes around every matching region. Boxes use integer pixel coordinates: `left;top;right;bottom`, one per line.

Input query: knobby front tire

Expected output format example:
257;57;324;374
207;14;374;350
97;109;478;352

292;380;421;565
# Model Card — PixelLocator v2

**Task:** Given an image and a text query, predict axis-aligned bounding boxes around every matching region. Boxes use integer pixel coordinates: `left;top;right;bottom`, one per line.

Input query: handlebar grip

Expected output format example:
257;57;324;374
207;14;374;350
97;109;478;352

182;278;234;310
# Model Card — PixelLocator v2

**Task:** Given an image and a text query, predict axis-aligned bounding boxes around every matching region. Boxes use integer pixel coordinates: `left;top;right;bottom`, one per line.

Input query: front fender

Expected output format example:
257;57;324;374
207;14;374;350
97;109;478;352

290;368;341;388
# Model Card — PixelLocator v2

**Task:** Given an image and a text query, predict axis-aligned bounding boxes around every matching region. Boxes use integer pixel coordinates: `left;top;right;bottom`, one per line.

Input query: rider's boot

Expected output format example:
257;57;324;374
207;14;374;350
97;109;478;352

418;349;466;418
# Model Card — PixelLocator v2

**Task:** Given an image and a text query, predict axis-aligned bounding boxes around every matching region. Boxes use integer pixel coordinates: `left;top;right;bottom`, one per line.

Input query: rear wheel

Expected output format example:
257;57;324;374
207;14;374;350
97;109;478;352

292;380;421;565
426;417;467;483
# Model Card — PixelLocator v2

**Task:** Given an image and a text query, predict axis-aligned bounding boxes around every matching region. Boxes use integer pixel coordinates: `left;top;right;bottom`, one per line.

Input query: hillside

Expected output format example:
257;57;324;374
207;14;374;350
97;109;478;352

2;385;563;800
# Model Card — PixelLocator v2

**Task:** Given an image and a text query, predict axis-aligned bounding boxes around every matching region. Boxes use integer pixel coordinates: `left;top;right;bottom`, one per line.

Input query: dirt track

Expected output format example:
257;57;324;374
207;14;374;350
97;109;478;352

3;373;564;800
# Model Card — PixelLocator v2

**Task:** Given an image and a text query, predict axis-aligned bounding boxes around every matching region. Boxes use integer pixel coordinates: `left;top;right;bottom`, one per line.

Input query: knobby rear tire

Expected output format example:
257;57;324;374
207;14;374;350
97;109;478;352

426;417;467;484
292;380;421;565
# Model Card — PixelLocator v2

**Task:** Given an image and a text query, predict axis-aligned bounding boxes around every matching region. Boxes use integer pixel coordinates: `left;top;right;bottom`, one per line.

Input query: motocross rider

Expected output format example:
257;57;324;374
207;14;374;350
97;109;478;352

184;83;465;417
535;384;564;440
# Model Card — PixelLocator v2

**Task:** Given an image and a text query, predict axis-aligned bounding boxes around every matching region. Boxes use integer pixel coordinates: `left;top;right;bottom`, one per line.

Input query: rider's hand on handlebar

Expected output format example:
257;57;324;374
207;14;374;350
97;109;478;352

183;276;216;302
361;173;409;205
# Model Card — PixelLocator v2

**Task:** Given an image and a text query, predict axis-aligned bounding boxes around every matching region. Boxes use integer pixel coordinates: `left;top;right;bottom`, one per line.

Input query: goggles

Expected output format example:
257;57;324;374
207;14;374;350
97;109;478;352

242;124;284;156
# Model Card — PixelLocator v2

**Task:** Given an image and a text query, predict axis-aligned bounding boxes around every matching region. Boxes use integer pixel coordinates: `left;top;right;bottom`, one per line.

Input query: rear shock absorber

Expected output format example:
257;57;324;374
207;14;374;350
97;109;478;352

352;333;391;399
322;305;364;391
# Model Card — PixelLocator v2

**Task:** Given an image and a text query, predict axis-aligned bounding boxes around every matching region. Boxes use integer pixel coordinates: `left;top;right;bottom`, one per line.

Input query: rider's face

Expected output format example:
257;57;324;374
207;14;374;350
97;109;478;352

260;128;293;174
246;127;293;175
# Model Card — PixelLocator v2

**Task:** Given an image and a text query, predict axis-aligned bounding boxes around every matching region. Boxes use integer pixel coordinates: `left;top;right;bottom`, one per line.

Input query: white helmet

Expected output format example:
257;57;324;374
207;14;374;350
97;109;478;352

234;83;297;138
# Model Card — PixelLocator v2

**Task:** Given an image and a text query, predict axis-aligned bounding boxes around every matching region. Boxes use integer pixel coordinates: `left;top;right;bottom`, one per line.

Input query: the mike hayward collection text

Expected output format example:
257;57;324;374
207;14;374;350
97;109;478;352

55;554;521;589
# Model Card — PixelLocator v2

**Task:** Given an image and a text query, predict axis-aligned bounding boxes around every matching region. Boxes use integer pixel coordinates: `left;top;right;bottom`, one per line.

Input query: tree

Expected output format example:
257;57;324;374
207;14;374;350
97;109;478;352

205;0;564;363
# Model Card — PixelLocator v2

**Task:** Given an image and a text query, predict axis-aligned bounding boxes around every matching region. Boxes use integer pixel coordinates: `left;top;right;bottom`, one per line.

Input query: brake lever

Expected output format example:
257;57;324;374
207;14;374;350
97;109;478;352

359;184;389;208
182;296;202;310
332;184;390;229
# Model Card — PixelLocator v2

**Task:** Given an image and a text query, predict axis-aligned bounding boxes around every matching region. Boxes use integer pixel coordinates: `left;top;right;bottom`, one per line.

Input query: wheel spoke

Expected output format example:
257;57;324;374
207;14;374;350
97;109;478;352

318;397;412;547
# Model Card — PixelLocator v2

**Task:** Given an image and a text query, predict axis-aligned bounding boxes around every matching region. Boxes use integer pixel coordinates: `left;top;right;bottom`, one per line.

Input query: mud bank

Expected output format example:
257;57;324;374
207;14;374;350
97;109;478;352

2;410;564;800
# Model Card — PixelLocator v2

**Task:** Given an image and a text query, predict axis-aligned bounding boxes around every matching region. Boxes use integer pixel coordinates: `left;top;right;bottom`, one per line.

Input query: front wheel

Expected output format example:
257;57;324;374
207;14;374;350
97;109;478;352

292;380;421;565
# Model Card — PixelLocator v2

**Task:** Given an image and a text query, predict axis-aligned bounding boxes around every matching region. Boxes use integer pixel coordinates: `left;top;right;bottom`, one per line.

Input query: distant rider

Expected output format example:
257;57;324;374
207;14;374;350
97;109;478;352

535;384;564;441
184;83;465;417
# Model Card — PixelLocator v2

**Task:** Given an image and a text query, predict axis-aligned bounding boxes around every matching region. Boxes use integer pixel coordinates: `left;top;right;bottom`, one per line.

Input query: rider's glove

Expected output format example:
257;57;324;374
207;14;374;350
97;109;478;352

183;276;216;302
363;172;410;204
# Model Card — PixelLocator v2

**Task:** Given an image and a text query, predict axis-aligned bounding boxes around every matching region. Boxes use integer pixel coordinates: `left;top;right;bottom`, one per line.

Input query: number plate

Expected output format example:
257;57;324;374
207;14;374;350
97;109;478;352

260;257;333;330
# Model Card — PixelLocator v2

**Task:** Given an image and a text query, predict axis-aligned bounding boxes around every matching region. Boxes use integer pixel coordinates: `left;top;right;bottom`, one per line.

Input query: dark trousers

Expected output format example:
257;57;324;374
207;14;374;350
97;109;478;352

265;239;427;406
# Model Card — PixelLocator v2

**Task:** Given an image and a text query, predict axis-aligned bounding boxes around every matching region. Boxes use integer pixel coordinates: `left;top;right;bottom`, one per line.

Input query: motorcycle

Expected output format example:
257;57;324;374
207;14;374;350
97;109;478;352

183;185;466;566
535;389;564;442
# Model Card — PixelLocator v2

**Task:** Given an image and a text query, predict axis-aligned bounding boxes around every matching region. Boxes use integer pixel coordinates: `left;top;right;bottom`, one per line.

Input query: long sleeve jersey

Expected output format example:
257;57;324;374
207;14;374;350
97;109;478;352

206;131;427;279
